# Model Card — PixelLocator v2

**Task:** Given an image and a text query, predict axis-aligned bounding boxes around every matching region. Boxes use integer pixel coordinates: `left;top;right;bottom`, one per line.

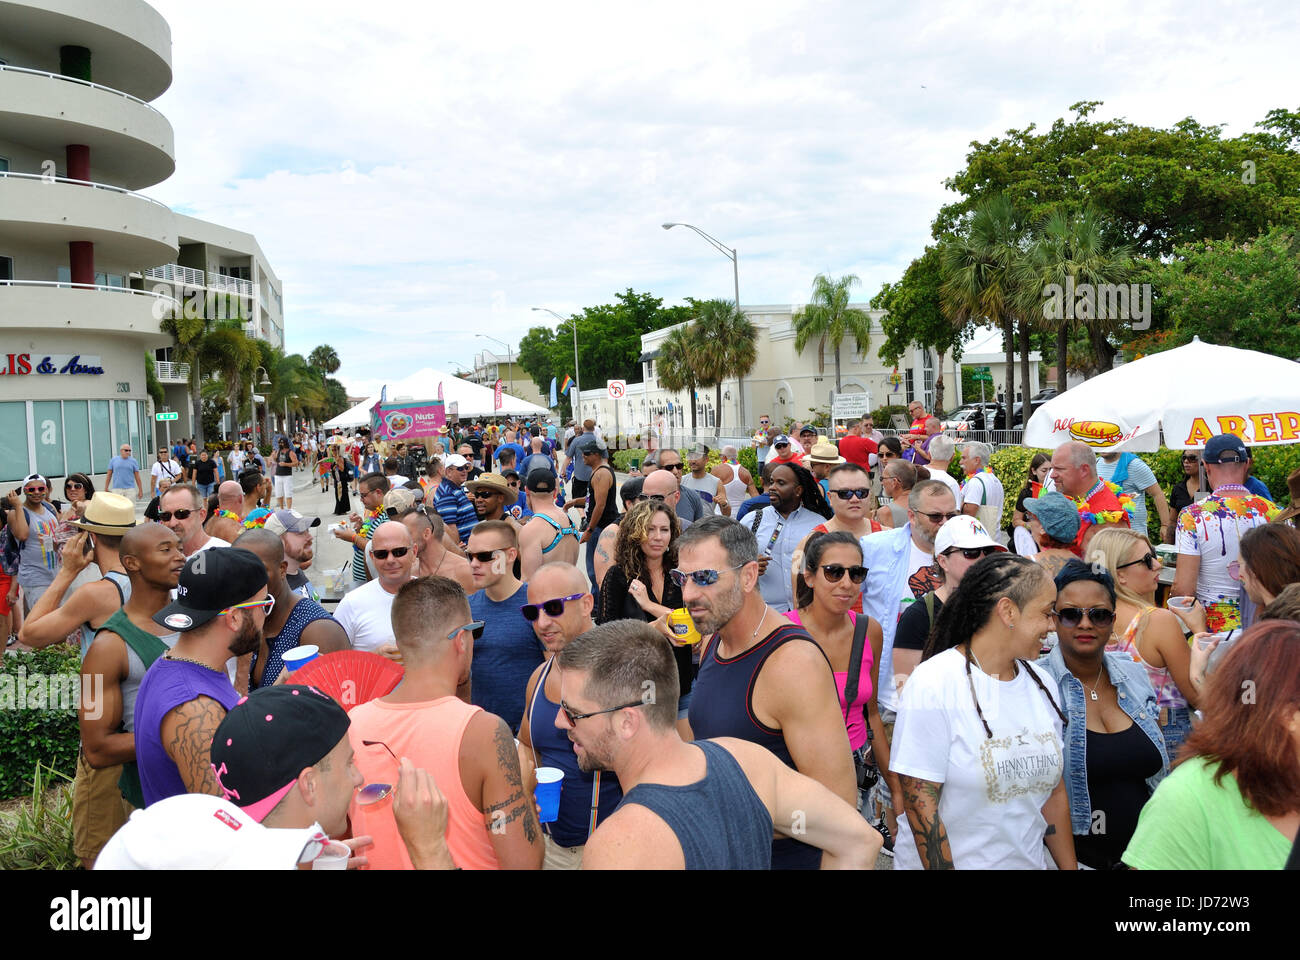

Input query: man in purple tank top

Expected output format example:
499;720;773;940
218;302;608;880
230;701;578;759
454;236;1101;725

667;516;858;870
133;548;271;806
559;620;878;870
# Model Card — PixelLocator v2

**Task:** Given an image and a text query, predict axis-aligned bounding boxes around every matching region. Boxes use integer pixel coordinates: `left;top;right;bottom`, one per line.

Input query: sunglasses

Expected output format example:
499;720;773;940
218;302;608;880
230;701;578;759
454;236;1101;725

223;595;275;616
819;564;867;584
25;486;46;494
636;493;667;503
520;593;586;621
916;510;962;524
1053;606;1116;629
1181;455;1199;462
468;549;504;563
831;488;870;501
941;546;998;561
156;508;195;522
774;443;790;449
880;451;899;459
65;481;84;490
471;490;503;499
1116;551;1157;571
447;620;485;641
372;546;410;560
662;463;684;471
669;564;747;588
559;698;645;727
356;740;398;805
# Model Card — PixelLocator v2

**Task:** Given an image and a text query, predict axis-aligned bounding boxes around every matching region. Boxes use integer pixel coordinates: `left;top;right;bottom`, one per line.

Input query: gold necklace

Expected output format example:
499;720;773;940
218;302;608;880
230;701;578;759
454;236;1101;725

164;652;223;672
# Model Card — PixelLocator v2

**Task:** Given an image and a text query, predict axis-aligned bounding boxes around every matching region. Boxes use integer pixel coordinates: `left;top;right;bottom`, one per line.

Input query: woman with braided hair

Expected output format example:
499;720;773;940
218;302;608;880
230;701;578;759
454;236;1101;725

891;553;1075;870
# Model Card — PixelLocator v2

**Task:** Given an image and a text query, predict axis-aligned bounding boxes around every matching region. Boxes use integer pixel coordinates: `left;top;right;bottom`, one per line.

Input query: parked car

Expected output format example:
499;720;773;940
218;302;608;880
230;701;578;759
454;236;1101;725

943;402;1006;432
1013;387;1059;427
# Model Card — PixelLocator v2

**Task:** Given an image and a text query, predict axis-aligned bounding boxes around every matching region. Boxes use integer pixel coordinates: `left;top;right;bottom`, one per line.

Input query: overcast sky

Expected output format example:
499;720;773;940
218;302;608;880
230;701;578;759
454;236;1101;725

147;0;1295;398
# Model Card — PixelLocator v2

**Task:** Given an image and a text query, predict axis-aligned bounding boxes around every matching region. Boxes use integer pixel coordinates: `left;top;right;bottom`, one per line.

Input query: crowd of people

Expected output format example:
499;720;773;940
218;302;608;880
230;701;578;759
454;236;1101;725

7;401;1300;871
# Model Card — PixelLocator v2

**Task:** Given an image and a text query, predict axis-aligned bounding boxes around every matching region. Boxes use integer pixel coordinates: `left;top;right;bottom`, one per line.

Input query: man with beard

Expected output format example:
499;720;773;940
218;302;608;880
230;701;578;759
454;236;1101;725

132;548;270;805
561;620;878;870
675;516;857;869
748;463;832;613
858;478;958;837
516;563;621;869
264;509;322;602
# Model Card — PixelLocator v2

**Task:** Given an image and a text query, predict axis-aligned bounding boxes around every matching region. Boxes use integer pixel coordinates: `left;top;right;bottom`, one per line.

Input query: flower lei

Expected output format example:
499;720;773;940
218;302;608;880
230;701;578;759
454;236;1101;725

214;509;240;522
243;507;271;529
1071;480;1137;526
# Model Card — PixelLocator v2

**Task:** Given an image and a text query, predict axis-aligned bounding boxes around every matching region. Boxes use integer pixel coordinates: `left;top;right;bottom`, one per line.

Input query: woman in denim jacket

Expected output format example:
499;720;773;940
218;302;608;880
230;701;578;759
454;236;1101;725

1039;561;1169;870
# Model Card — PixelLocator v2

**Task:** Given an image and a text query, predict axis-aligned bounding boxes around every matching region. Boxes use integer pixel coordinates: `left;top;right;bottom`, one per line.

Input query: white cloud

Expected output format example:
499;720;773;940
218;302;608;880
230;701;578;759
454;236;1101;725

143;0;1298;396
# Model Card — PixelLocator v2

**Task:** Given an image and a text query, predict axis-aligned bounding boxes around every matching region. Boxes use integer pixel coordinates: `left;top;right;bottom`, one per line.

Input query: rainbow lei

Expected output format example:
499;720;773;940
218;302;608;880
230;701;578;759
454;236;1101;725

1071;480;1137;526
243;507;272;529
214;509;240;522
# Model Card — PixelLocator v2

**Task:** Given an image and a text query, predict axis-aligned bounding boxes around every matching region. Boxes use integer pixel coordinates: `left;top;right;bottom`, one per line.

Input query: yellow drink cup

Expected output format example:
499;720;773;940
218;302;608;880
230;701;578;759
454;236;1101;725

668;608;702;645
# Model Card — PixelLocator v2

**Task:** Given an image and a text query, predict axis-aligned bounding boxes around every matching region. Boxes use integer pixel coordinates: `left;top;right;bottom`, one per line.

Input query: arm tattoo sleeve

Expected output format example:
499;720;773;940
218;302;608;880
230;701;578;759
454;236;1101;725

166;697;227;797
899;775;954;870
492;720;539;844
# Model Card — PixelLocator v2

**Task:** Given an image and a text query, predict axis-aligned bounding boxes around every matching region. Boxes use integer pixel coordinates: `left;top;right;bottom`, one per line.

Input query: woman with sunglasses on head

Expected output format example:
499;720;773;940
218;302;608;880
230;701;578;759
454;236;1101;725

891;553;1075;870
1087;527;1199;754
596;501;696;713
1123;619;1300;869
1166;449;1209;543
786;532;895;825
1038;560;1169;870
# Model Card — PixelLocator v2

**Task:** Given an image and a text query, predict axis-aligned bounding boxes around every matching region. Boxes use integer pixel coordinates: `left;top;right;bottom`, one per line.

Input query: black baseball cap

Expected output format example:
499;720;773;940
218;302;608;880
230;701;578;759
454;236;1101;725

153;547;269;632
578;436;605;455
209;686;350;822
526;469;558;493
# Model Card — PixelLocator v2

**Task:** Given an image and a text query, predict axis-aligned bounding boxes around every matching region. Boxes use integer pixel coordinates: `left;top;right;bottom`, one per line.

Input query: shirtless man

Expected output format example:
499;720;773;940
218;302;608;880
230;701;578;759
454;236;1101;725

403;509;475;595
517;470;580;580
206;480;245;544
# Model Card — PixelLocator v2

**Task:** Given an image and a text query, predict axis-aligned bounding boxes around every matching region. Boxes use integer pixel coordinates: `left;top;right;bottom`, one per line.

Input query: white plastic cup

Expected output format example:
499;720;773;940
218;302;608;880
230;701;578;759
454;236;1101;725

1167;596;1195;611
1196;632;1227;651
311;840;350;870
282;644;320;672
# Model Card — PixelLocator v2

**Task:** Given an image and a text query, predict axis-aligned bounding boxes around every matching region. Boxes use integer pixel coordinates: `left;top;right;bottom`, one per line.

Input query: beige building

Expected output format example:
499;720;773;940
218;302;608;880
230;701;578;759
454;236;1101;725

0;0;284;480
575;305;1041;445
468;347;549;412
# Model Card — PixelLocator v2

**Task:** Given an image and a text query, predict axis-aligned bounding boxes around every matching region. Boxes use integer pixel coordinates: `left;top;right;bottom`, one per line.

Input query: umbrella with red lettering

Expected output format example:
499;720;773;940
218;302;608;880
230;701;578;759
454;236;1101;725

1023;337;1300;451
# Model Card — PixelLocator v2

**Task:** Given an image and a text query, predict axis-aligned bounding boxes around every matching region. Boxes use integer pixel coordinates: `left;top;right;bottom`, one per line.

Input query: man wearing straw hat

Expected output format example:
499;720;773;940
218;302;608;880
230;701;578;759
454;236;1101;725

1272;467;1300;529
805;441;846;501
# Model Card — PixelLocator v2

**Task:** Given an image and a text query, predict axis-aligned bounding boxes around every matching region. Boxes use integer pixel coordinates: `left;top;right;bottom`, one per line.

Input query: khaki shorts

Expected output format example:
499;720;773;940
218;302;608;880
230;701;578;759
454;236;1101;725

542;833;585;871
72;750;130;864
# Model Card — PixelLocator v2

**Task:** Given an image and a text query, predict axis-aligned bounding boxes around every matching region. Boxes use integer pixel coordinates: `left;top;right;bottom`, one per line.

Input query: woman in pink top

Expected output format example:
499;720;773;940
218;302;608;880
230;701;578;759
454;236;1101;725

787;531;892;807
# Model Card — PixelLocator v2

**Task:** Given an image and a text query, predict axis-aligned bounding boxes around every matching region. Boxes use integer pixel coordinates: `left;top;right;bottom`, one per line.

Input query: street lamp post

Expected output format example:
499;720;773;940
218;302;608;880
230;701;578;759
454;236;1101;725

662;222;744;431
532;306;581;421
475;334;514;398
250;365;271;449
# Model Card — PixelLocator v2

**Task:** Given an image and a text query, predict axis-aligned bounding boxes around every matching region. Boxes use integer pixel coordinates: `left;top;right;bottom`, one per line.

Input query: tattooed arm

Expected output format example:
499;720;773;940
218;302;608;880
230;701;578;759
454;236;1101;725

1042;777;1077;870
463;712;543;869
160;696;227;796
898;775;954;870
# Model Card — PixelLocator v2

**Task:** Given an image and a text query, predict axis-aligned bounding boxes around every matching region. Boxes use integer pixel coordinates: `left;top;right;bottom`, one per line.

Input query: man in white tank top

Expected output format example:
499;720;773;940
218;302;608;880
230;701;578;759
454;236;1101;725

711;445;756;506
681;445;729;517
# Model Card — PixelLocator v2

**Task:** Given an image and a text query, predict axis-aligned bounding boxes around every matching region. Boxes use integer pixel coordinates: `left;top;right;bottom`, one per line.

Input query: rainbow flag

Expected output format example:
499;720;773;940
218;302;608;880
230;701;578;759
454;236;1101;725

560;375;573;396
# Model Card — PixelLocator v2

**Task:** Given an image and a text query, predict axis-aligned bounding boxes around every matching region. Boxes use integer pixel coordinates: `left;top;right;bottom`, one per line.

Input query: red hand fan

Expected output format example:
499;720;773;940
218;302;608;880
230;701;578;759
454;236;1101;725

287;651;404;712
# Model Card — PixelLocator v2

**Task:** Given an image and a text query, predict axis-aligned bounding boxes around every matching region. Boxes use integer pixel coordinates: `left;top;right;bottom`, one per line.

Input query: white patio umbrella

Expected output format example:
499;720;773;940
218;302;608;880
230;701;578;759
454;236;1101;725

1023;337;1300;451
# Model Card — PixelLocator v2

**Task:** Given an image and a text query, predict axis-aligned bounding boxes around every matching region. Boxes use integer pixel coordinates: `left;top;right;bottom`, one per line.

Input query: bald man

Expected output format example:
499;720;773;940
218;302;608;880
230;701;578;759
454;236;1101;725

206;480;245;543
233;529;347;688
403;508;475;594
334;521;417;654
516;562;620;869
1051;440;1130;552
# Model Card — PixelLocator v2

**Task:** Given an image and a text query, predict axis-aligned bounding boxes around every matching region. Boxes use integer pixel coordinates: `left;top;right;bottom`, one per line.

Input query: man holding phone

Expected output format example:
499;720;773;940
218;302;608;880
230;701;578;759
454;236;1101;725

747;463;830;613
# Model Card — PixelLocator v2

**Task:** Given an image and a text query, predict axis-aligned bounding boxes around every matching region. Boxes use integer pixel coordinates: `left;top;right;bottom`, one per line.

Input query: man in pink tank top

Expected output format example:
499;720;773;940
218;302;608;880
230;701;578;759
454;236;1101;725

348;576;544;870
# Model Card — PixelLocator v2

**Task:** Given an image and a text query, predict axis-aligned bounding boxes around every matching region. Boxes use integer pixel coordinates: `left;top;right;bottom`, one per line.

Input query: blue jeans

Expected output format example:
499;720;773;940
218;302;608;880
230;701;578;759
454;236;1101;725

197;482;215;500
1159;706;1194;757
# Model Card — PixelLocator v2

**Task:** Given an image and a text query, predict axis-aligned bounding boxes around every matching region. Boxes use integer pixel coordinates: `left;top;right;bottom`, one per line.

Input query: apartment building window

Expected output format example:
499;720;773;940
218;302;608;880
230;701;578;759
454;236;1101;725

0;256;12;282
0;156;9;173
905;368;915;404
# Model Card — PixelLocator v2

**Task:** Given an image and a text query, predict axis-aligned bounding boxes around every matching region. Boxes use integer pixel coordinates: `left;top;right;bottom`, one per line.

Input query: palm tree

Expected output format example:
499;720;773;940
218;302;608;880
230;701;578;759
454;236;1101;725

689;299;758;431
657;324;701;430
1016;208;1136;395
308;344;340;383
159;309;213;448
940;194;1028;414
792;274;873;395
201;323;262;442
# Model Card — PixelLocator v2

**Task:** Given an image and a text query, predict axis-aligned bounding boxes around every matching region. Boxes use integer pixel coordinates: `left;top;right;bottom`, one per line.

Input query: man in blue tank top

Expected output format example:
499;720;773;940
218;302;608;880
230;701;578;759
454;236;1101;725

675;516;859;869
517;562;621;869
558;620;878;869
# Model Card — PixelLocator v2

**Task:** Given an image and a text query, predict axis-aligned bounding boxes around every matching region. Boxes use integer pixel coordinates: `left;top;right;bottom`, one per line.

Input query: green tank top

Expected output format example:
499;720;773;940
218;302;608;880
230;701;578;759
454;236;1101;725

96;608;171;809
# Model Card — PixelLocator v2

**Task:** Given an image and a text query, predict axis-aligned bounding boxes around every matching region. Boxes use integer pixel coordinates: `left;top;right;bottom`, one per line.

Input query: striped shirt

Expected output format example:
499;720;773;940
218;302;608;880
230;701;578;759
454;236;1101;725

434;478;479;544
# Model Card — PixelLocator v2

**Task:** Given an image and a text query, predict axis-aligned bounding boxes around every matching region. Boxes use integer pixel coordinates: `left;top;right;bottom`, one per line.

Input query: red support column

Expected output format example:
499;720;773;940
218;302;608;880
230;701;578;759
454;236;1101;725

69;241;94;287
66;144;90;183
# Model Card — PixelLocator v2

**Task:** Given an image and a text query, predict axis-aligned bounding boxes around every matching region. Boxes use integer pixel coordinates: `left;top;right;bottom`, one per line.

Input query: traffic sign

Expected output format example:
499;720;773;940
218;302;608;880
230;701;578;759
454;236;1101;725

607;380;627;400
972;366;993;383
155;411;179;421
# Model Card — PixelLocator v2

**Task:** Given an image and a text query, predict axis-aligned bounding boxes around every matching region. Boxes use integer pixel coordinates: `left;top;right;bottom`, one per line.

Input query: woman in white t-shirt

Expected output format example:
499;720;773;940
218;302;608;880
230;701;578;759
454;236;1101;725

891;553;1076;870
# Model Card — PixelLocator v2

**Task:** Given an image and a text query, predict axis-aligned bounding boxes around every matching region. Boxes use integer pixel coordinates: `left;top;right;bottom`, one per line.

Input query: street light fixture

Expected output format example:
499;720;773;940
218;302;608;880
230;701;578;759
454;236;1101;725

532;306;581;419
475;334;514;397
662;221;745;429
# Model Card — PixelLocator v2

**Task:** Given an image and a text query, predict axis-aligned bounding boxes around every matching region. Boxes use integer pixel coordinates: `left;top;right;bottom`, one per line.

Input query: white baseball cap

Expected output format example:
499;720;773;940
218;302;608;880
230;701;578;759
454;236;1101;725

933;515;1007;556
94;793;330;870
444;454;470;468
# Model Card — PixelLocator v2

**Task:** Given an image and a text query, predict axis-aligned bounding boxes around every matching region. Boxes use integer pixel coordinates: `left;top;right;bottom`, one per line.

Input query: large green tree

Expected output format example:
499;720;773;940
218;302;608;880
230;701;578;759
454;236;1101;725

792;273;874;394
657;324;702;430
689;298;758;430
871;245;969;414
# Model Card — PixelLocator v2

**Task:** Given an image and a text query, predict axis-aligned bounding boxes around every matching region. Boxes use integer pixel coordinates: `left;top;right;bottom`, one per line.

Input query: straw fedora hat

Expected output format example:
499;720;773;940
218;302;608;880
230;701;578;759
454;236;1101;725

465;473;513;499
1273;467;1300;525
69;492;139;537
808;442;846;466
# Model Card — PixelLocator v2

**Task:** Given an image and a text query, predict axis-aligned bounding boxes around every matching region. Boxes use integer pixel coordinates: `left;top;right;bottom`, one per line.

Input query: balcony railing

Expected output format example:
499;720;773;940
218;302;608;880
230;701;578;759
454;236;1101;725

0;170;171;210
146;263;205;287
209;274;255;298
0;278;178;308
154;361;191;383
0;64;165;116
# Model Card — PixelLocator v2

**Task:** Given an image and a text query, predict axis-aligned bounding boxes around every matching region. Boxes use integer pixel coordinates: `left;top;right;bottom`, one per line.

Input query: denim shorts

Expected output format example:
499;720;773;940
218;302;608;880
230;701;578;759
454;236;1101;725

677;689;693;720
1159;705;1194;756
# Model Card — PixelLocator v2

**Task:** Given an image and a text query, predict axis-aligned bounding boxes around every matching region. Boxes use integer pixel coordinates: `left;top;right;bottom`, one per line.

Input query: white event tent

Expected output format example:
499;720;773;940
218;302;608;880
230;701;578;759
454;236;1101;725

322;367;551;429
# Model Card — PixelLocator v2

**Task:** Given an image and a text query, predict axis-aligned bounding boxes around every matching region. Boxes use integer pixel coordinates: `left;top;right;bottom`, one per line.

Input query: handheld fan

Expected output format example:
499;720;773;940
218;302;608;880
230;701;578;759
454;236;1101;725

287;651;403;712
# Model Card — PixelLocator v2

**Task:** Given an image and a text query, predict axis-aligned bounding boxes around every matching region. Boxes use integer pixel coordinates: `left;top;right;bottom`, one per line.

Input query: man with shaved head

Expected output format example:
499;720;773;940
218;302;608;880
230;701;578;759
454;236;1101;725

403;508;475;594
333;521;417;653
1051;439;1131;552
233;529;347;688
77;522;184;864
516;562;620;869
206;480;245;544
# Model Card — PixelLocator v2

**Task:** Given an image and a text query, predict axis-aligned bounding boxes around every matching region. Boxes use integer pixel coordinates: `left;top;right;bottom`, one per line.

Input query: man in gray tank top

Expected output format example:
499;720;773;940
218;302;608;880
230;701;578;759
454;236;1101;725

77;522;184;867
557;620;879;870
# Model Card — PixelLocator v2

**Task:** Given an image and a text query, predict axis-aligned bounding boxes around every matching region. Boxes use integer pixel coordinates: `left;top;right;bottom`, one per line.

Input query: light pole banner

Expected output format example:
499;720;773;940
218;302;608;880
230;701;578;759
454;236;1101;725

494;378;503;411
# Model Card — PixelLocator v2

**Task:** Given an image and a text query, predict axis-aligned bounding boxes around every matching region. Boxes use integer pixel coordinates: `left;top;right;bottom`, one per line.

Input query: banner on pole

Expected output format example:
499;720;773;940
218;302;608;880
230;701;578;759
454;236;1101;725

494;379;503;411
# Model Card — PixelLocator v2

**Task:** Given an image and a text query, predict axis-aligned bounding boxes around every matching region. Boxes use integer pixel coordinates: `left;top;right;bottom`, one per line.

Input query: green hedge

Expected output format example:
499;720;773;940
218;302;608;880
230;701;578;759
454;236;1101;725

0;645;81;800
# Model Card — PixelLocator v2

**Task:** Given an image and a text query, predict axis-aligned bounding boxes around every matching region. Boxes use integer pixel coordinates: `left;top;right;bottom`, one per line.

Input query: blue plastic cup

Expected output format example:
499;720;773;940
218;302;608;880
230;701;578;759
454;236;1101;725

534;767;563;823
282;644;319;672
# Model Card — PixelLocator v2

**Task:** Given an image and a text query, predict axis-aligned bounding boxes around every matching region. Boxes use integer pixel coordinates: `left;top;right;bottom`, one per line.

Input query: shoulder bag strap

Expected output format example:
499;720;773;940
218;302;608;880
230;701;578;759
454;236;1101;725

841;613;870;727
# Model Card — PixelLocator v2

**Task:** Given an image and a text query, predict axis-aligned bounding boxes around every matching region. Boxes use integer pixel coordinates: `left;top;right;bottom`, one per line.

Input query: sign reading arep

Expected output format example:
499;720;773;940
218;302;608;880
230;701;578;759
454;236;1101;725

831;392;871;419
